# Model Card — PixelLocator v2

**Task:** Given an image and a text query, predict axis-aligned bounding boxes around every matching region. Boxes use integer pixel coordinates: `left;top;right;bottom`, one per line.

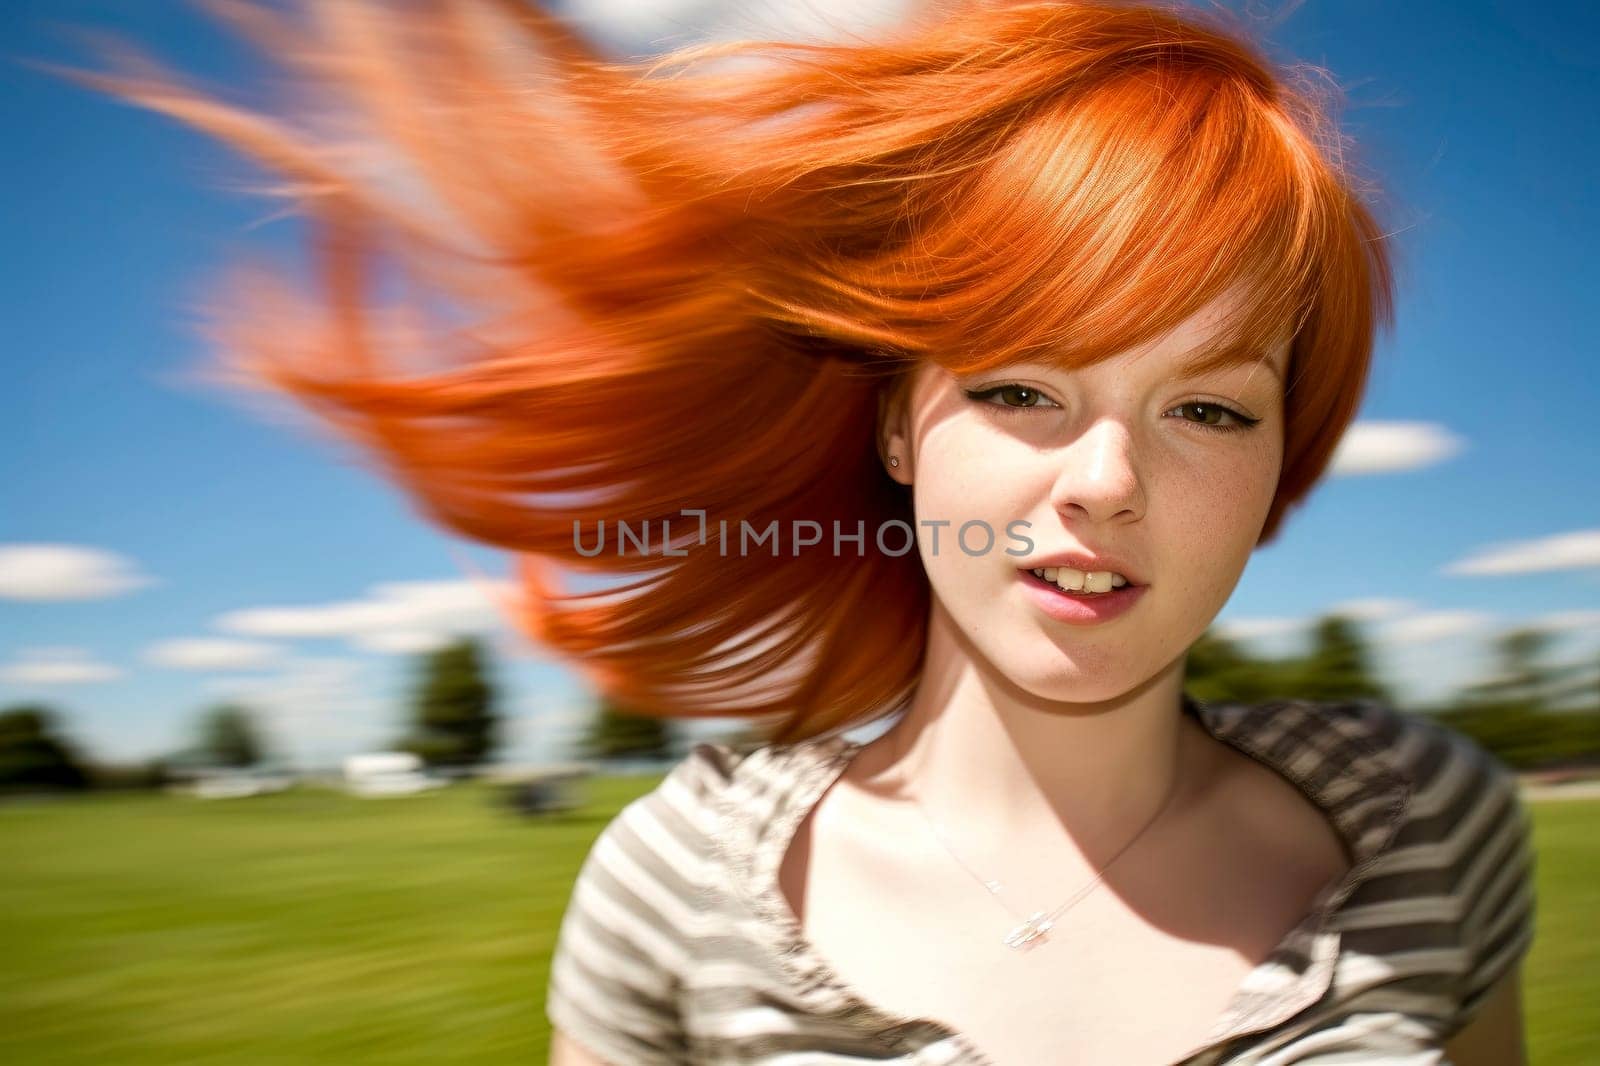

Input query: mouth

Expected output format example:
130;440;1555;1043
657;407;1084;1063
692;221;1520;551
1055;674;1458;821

1016;567;1148;624
1018;566;1146;596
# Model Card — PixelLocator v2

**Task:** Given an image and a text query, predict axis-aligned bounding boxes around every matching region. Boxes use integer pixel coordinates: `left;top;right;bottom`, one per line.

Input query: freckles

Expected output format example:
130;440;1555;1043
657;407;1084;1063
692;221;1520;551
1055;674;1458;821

1233;451;1283;510
1202;474;1256;511
1172;448;1274;502
1157;465;1271;558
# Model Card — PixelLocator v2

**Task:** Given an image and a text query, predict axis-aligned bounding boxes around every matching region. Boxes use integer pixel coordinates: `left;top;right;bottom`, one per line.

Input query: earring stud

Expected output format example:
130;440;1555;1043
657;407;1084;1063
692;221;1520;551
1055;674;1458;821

889;455;900;468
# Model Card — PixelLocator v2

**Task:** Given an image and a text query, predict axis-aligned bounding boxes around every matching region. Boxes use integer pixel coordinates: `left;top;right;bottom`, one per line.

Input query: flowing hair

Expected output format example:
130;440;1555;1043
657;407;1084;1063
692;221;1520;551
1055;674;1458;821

50;0;1394;743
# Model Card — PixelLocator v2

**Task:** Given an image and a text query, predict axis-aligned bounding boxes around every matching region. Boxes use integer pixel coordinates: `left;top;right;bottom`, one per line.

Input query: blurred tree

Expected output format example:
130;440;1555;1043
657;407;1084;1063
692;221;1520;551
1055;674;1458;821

1434;701;1600;770
1592;647;1600;711
1294;615;1392;704
1459;627;1558;712
84;758;171;791
397;636;499;768
1438;632;1600;769
1530;652;1600;712
195;703;265;767
0;704;89;792
578;698;677;762
1183;628;1305;705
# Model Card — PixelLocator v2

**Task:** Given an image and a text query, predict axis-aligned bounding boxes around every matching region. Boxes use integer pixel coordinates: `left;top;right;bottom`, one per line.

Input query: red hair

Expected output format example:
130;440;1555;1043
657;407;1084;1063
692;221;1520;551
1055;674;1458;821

57;0;1394;743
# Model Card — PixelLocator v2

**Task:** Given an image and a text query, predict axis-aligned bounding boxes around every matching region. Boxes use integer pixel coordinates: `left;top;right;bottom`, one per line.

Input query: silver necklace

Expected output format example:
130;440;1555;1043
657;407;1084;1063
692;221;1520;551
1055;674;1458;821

905;745;1184;951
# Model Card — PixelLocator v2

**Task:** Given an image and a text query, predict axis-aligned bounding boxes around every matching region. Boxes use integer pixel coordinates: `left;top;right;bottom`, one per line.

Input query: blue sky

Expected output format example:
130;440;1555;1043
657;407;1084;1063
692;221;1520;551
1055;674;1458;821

3;0;1597;769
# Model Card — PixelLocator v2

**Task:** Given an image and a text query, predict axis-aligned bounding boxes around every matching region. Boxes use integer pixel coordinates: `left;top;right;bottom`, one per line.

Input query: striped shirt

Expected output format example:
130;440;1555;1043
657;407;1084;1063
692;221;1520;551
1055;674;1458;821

545;695;1537;1064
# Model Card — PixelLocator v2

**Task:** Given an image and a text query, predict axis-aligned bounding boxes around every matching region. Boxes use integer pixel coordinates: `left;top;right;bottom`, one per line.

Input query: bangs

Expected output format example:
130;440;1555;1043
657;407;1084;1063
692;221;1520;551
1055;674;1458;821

871;61;1345;381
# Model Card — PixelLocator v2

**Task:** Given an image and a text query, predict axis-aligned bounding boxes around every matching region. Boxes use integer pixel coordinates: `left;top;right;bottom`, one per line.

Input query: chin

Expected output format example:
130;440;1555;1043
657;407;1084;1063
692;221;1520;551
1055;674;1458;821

1018;681;1148;714
991;649;1140;704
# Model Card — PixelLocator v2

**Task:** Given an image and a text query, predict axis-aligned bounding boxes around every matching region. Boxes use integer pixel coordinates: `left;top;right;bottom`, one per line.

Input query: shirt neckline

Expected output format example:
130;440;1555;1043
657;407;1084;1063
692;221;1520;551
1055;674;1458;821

719;693;1415;1065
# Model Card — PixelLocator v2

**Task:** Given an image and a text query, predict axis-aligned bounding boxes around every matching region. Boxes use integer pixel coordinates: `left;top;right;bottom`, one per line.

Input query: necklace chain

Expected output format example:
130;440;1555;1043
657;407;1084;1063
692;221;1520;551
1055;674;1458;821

904;741;1185;951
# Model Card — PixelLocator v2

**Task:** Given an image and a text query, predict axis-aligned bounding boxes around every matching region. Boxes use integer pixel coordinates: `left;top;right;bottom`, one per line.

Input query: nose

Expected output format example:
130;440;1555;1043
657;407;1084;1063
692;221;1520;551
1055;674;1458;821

1047;416;1146;524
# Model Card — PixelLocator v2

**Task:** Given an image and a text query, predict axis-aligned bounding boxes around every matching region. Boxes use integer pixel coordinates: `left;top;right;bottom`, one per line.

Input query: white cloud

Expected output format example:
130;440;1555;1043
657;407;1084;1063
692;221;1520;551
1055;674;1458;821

1326;597;1417;623
0;544;157;601
556;0;738;45
201;656;390;767
702;0;924;43
1441;528;1600;577
195;659;598;768
1211;616;1312;642
353;630;459;655
1376;609;1495;647
1531;608;1600;634
0;646;121;685
560;0;923;55
215;577;519;655
498;696;596;765
494;688;748;766
144;638;285;671
1204;599;1590;709
1328;421;1465;476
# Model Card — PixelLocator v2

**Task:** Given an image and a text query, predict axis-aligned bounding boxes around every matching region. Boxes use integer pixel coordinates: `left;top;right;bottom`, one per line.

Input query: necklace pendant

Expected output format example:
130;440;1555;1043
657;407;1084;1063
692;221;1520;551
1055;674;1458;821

1003;911;1053;950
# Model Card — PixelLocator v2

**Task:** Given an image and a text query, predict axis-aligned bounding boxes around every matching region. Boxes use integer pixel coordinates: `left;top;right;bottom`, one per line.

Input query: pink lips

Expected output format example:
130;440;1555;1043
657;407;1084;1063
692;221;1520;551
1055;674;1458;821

1018;567;1147;625
1019;552;1145;586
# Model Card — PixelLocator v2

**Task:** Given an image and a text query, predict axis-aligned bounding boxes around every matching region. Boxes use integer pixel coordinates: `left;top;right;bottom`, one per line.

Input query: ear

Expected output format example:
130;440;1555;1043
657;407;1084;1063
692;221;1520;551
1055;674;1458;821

876;373;914;485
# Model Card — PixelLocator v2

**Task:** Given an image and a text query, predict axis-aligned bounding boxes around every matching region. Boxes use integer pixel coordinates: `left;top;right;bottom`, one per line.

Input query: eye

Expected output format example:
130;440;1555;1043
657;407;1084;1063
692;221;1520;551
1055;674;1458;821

962;384;1060;411
1166;401;1262;434
962;383;1262;434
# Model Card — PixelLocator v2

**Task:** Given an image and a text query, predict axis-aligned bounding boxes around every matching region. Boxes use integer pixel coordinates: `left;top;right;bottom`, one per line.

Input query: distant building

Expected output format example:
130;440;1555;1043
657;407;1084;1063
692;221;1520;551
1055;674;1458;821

168;765;297;799
341;751;448;797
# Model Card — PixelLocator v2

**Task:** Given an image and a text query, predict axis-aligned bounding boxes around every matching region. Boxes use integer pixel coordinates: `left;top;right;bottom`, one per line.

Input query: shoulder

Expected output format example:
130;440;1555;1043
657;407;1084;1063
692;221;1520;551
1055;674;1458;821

1233;696;1526;818
1306;700;1538;1037
583;740;753;891
545;740;757;1065
1308;699;1530;873
578;733;832;882
1337;698;1521;797
1280;697;1531;897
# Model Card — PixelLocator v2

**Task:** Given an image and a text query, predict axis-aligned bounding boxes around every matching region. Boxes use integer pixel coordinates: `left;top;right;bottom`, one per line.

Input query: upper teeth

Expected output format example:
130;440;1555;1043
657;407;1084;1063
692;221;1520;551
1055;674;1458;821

1031;567;1128;592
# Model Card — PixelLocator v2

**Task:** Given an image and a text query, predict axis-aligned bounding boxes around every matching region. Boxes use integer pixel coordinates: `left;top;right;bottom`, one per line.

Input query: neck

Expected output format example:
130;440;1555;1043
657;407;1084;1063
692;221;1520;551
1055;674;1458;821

872;598;1212;868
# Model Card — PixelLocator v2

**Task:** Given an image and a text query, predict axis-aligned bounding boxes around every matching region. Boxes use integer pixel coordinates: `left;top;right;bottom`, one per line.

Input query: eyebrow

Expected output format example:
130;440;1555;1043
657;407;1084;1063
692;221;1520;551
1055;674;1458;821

1177;340;1286;385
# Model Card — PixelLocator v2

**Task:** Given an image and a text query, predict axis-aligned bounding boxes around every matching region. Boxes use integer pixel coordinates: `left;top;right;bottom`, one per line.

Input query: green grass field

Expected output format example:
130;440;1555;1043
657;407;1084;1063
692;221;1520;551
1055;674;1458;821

1;779;1594;1064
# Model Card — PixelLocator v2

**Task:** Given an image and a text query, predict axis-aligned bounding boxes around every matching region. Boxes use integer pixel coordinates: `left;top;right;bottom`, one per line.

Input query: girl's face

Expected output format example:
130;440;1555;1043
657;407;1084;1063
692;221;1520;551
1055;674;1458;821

882;293;1289;702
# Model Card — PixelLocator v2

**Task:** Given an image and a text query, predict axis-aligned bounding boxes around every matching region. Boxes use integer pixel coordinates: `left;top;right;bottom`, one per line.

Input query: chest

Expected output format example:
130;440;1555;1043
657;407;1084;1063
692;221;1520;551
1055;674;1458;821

795;873;1279;1064
776;773;1350;1065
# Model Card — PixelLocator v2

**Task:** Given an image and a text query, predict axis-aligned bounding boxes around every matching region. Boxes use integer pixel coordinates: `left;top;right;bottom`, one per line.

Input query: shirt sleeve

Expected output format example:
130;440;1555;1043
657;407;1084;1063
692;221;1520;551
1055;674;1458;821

1448;739;1538;1035
545;744;734;1065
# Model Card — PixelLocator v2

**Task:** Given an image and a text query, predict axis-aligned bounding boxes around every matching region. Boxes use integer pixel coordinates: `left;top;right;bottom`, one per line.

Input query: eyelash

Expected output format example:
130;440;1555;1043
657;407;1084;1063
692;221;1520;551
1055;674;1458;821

961;384;1262;434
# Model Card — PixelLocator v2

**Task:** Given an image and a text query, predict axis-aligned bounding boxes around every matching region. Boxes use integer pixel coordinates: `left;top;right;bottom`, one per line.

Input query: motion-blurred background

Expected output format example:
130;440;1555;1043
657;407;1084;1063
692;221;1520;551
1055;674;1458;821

3;1;1596;1062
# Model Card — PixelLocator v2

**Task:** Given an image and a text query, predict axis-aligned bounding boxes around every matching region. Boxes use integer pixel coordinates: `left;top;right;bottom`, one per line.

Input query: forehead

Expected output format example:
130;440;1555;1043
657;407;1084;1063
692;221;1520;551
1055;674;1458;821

1132;290;1292;380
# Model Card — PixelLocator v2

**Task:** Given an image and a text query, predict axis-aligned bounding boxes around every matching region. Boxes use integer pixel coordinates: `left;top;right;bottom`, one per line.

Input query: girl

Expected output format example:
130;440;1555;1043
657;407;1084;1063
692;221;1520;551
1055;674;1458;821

66;0;1535;1061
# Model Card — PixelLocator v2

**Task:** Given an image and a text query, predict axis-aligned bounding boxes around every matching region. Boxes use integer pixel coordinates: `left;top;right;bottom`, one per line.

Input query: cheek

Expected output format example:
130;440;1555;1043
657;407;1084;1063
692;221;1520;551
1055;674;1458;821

907;432;1033;593
911;429;1036;531
1156;437;1282;581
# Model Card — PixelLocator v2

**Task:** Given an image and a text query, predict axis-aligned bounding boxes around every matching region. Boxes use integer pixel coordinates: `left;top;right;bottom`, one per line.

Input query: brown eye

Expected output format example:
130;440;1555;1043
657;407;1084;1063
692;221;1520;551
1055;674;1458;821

963;384;1056;409
1168;401;1262;434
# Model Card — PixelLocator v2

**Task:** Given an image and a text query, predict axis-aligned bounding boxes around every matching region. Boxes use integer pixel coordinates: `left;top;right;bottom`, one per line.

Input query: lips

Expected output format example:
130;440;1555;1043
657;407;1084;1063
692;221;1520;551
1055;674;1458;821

1016;555;1146;586
1017;567;1147;624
